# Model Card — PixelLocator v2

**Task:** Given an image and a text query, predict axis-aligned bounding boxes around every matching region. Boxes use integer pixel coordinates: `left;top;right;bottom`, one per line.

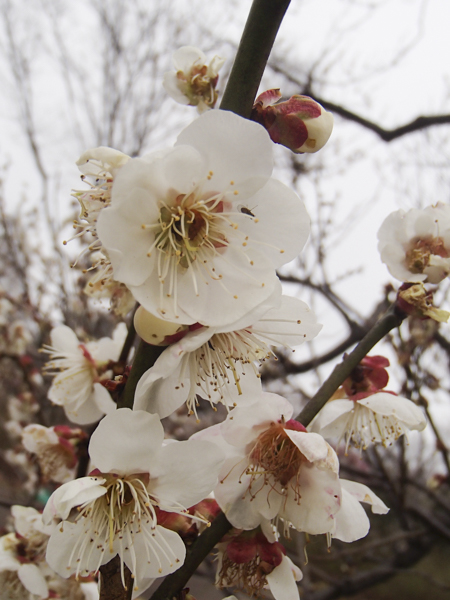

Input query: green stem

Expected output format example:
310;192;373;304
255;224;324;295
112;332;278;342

297;305;405;427
220;0;291;117
117;340;165;409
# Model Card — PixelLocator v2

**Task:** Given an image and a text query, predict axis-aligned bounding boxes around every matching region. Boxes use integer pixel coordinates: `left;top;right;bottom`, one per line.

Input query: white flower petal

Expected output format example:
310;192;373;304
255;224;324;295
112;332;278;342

176;110;273;194
46;519;112;578
93;383;117;416
284;430;329;463
332;487;370;543
120;523;186;580
149;440;224;508
18;563;48;599
359;393;426;430
340;479;389;515
43;477;107;523
172;46;206;71
220;393;294;447
50;325;80;353
266;555;301;600
89;409;164;474
250;294;321;348
280;466;341;535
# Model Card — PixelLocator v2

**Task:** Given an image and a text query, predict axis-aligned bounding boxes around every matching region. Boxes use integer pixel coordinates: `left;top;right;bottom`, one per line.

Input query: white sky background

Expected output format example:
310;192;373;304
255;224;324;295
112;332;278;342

1;0;450;403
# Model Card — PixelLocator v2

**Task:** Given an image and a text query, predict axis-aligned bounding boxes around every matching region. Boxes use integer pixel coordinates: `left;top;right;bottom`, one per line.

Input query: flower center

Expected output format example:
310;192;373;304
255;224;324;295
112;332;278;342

405;236;448;274
178;65;218;107
218;551;271;596
184;330;271;418
66;473;169;582
248;421;305;488
151;192;227;268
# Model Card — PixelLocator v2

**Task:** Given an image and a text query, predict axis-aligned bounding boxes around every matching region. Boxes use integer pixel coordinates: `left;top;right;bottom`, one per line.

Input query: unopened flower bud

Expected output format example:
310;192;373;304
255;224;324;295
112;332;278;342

134;306;189;345
252;89;333;153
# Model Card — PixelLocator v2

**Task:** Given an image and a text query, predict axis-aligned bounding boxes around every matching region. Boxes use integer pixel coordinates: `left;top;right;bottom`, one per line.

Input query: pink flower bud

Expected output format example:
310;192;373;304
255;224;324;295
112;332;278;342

252;89;333;153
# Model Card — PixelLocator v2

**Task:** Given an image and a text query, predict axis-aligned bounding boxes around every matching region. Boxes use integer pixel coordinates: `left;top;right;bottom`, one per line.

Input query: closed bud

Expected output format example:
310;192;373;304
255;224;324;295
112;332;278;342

252;89;333;153
134;306;188;345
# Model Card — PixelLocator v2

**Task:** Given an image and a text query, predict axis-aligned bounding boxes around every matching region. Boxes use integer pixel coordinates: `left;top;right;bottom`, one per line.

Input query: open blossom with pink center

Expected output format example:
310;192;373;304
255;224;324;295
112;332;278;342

378;203;450;284
216;522;302;600
251;89;333;153
43;409;224;595
42;323;126;424
134;294;321;418
163;46;225;113
97;109;310;327
311;392;426;452
22;424;86;483
194;392;341;534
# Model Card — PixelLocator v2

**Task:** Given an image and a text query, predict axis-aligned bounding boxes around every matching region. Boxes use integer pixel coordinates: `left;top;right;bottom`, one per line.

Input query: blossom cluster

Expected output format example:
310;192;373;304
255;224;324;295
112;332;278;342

6;46;433;600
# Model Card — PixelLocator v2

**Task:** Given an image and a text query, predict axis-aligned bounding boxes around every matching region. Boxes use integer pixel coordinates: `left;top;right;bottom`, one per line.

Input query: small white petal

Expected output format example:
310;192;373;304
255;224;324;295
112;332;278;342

266;555;301;600
18;563;48;599
149;440;224;508
89;409;164;474
43;477;107;523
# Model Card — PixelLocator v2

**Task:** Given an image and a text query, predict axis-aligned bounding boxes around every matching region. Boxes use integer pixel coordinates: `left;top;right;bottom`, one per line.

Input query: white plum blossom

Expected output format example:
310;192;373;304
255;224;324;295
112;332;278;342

378;202;450;284
194;392;341;534
134;294;321;418
97;109;310;327
0;506;52;600
69;147;134;314
311;392;426;452
43;409;224;595
163;46;225;113
42;323;127;424
22;424;86;483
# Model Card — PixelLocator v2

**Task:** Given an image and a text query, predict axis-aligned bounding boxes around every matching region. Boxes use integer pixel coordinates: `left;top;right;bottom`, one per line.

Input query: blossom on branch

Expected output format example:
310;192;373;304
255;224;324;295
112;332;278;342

378;203;450;284
194;393;342;534
134;294;321;418
69;147;134;314
97;110;310;326
0;506;51;600
22;424;87;483
251;89;333;153
42;323;126;424
43;409;224;594
163;46;225;113
311;391;426;452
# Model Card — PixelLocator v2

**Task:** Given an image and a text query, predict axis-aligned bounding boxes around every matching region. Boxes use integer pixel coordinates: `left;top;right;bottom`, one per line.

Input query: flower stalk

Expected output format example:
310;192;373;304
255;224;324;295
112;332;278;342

297;305;405;427
220;0;292;117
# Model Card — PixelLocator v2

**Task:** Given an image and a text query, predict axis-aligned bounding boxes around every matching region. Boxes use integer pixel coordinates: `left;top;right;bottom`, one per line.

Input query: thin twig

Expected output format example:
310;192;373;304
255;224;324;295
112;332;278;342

220;0;291;117
297;305;405;427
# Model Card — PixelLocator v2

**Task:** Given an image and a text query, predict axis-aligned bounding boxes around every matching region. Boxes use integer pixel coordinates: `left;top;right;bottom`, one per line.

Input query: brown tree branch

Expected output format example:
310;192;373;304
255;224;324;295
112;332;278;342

270;64;450;141
313;98;450;142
